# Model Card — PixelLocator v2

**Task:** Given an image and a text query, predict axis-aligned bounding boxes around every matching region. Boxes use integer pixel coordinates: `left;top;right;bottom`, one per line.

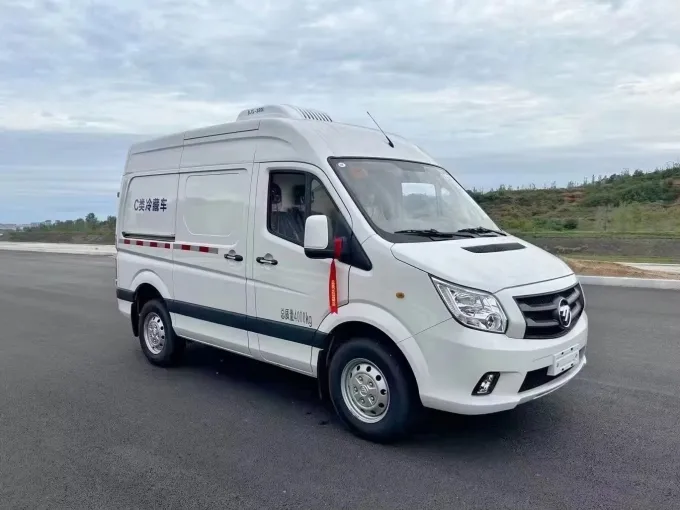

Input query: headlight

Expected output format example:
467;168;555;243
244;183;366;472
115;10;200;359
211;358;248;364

431;277;508;334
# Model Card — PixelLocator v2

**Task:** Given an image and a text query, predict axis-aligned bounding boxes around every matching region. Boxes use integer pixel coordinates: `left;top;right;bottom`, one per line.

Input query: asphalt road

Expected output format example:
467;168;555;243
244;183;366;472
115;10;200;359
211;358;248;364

1;252;679;510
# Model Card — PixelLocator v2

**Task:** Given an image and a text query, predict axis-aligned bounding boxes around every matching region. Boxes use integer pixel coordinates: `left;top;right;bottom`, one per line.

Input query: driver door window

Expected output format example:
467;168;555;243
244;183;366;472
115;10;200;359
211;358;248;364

267;172;351;250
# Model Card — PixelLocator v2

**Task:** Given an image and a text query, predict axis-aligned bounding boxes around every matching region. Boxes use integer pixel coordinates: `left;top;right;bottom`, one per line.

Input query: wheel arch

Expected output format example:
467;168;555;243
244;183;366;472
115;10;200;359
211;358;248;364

127;272;170;337
315;318;425;405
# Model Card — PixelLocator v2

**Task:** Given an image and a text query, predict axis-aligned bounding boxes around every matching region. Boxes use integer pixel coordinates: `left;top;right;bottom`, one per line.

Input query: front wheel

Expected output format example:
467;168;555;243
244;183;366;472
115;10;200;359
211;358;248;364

328;337;420;443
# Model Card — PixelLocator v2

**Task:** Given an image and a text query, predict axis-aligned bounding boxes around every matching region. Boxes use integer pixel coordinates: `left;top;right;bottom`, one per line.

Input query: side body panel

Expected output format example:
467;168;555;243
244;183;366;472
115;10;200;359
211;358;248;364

171;164;254;356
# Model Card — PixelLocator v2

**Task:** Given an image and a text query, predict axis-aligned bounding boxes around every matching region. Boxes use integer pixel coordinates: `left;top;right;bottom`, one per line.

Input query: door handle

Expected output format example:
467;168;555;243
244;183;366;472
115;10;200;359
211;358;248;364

256;256;278;266
224;252;243;262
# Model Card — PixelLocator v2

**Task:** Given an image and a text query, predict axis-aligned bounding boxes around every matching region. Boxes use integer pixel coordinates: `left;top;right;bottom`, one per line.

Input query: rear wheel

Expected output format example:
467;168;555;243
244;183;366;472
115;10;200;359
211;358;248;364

138;299;185;366
328;337;420;443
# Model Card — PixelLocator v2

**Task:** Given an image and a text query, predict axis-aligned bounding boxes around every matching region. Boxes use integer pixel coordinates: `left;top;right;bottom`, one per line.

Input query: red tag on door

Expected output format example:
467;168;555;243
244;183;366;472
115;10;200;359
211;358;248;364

329;238;343;314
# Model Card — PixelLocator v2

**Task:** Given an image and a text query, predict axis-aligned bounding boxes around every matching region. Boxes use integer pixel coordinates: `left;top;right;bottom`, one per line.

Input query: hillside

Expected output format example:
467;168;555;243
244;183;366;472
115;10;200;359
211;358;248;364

4;163;680;261
469;163;680;233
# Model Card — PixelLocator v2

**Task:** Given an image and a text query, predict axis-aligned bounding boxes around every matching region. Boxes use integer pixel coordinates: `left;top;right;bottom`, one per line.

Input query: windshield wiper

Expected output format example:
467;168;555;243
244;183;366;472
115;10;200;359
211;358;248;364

455;226;507;237
394;229;475;238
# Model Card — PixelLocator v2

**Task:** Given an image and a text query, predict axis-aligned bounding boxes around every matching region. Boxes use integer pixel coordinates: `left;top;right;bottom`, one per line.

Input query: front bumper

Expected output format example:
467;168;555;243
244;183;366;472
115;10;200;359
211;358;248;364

402;311;588;415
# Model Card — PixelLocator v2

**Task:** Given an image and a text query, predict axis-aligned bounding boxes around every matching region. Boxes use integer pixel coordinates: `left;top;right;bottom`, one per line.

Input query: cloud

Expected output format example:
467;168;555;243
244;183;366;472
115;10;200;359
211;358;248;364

1;0;680;222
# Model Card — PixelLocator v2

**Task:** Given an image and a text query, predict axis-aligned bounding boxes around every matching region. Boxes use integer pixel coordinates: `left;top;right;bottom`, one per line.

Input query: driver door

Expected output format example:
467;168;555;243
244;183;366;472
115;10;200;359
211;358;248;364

249;163;352;374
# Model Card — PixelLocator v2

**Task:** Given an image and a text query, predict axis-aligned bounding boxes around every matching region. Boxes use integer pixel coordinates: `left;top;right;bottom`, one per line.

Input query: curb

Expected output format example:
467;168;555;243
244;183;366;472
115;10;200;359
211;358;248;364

0;243;116;256
621;262;680;267
577;275;680;290
620;263;680;275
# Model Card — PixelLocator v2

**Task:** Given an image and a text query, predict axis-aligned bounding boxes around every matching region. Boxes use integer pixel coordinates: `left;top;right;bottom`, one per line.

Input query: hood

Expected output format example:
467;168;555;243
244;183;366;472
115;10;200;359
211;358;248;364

390;236;573;294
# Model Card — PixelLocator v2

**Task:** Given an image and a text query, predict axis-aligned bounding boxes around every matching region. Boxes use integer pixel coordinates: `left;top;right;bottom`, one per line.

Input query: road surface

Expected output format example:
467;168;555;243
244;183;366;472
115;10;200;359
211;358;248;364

0;252;678;509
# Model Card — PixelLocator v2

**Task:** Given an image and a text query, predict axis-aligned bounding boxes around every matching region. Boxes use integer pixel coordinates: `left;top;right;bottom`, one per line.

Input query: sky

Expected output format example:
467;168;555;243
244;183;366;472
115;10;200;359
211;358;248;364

1;0;680;223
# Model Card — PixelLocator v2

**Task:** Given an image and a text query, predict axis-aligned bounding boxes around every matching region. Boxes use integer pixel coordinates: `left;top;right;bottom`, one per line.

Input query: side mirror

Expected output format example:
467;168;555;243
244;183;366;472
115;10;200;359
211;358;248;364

304;215;334;259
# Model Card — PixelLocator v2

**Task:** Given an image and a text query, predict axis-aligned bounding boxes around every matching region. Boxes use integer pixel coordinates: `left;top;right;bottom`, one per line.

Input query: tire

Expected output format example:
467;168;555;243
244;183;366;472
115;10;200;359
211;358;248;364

328;337;420;443
138;299;185;367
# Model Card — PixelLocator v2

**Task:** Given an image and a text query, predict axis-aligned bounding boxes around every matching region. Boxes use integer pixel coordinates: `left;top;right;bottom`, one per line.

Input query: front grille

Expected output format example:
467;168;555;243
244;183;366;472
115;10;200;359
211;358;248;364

514;283;585;339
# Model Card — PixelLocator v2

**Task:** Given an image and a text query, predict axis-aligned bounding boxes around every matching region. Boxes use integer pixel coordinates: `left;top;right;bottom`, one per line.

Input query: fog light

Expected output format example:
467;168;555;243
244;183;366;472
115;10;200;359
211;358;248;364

472;372;500;396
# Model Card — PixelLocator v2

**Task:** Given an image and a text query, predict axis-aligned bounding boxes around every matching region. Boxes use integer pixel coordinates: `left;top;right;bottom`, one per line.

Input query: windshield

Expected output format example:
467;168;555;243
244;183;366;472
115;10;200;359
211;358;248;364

329;158;500;241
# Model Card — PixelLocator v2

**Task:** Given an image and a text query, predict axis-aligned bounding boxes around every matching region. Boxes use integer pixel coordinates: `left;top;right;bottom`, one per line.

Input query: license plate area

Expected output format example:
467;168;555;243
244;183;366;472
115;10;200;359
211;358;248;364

548;345;580;376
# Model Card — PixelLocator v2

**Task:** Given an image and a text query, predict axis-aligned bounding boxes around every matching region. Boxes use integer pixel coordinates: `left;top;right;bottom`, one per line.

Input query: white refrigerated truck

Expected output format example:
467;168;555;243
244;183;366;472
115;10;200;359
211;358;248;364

115;104;588;442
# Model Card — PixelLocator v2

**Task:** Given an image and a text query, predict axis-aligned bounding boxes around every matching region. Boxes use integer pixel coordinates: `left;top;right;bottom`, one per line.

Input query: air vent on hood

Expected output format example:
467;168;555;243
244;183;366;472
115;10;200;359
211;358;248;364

463;243;526;254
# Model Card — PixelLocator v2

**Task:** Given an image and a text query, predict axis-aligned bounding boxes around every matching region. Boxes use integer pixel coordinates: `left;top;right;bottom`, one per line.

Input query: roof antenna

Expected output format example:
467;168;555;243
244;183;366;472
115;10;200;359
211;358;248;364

366;111;394;148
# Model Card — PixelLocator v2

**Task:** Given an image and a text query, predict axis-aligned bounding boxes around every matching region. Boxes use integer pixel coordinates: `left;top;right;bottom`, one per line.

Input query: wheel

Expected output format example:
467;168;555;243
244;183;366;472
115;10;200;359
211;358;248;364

328;337;420;443
138;299;185;366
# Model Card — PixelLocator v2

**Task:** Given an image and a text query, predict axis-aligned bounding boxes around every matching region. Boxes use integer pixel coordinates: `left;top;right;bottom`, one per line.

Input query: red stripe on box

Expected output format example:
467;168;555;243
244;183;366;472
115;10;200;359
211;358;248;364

170;243;218;254
118;239;173;250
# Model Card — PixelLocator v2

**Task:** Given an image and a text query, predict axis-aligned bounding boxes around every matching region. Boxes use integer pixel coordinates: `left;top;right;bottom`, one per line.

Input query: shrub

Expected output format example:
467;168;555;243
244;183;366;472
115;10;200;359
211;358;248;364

563;218;579;230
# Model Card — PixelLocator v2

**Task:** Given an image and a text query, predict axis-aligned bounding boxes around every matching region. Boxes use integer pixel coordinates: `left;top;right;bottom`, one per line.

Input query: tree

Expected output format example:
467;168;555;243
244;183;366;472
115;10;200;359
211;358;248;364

85;213;98;230
105;216;117;231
